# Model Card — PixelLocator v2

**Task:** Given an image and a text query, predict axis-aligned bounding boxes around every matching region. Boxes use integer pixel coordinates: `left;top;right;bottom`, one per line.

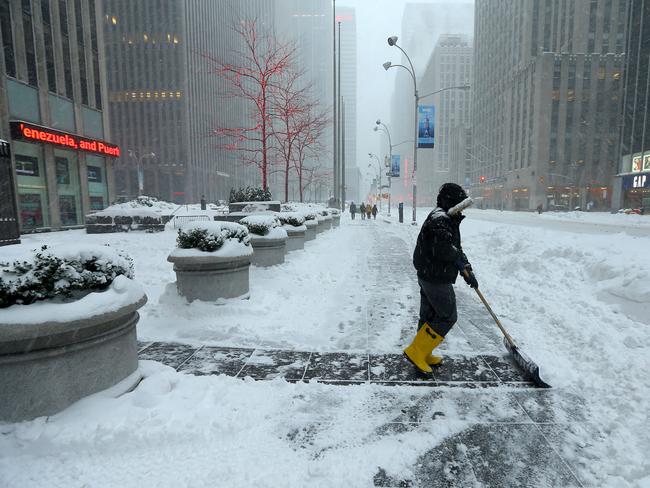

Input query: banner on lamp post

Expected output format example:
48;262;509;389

417;105;435;148
391;155;400;177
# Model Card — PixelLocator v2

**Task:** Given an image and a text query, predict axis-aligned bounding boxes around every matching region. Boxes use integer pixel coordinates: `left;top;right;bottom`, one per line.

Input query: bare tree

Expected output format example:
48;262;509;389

204;20;296;190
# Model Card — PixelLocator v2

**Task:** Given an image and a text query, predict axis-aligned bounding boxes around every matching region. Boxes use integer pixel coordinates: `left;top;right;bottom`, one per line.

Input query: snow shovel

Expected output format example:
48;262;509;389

462;269;551;388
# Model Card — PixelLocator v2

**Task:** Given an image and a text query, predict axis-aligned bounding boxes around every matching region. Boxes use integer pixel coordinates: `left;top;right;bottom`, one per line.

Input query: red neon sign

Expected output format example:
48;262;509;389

10;121;121;158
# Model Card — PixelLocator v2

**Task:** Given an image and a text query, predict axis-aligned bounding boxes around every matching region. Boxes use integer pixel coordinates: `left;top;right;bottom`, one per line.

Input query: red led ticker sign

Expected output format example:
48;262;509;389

10;121;121;158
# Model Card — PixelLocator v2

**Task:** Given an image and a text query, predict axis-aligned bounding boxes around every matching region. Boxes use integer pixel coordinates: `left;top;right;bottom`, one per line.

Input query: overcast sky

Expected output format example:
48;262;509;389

337;0;474;185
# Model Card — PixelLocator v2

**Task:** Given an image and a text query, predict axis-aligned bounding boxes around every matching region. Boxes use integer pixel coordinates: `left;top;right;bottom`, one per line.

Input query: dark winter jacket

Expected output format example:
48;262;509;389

372;205;378;215
350;203;357;213
413;207;469;284
360;203;366;213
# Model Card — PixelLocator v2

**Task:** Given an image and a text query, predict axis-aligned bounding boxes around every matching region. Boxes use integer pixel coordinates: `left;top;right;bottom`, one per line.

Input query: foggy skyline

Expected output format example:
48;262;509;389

337;0;475;188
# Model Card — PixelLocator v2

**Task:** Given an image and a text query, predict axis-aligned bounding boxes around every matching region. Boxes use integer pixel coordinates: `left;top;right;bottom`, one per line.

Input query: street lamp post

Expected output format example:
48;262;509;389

374;120;392;216
128;150;155;197
383;36;470;223
368;153;382;212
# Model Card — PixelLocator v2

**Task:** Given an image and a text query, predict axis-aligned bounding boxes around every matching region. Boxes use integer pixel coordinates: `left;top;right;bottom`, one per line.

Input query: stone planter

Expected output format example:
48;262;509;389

304;220;318;241
284;225;306;252
167;247;252;301
250;235;287;266
323;215;333;230
228;201;281;213
332;215;341;227
315;217;327;234
0;288;147;422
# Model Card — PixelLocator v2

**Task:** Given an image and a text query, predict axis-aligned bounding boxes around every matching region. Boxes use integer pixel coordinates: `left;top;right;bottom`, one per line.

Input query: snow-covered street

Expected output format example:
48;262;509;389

1;210;649;487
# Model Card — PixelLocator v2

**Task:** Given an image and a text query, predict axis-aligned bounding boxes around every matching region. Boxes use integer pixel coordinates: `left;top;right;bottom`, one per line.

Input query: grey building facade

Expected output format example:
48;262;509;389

471;0;628;211
615;0;650;210
0;0;115;232
104;0;276;204
419;34;472;205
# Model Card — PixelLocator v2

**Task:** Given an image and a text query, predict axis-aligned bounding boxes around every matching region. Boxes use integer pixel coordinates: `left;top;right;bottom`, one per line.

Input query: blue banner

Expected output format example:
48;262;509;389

418;105;435;148
391;155;400;177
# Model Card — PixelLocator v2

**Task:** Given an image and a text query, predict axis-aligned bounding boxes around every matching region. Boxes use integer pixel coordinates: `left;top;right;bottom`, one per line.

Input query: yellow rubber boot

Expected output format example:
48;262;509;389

403;323;444;373
426;353;443;366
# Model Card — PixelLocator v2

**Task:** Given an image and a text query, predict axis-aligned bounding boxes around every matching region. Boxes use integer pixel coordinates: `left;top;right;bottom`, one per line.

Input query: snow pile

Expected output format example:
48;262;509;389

90;196;177;218
0;275;146;325
176;221;250;252
0;361;468;487
0;244;134;308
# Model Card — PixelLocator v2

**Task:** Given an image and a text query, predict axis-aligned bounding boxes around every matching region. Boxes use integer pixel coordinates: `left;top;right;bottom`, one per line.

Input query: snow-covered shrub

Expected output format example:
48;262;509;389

0;245;134;308
319;209;330;217
276;212;305;227
229;186;272;203
281;203;297;212
240;215;280;236
177;221;250;252
301;211;318;221
329;208;341;216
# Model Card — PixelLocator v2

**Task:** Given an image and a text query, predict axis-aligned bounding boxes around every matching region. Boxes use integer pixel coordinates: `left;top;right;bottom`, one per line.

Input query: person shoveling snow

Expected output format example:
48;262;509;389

404;183;476;373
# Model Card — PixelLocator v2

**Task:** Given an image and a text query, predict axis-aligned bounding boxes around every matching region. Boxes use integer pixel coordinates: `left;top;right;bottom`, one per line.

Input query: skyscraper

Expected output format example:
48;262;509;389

418;34;472;204
337;6;358;203
615;0;650;210
472;0;627;211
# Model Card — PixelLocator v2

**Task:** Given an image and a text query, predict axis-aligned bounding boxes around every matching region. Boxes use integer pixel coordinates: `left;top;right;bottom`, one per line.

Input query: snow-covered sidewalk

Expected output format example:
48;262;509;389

1;212;649;487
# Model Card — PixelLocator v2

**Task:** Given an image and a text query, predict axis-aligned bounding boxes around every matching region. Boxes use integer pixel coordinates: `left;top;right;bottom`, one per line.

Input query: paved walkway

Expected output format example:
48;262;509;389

139;220;589;487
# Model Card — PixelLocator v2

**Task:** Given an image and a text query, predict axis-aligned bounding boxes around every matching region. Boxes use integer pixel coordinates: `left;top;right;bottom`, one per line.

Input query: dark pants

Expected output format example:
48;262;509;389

417;279;457;337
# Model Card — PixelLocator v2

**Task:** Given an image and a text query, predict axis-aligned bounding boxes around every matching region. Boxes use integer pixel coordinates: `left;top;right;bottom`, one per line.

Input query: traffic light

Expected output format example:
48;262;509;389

479;175;486;184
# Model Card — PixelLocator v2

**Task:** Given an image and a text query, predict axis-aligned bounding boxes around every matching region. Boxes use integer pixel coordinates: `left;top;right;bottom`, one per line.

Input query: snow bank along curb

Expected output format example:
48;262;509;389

169;221;253;301
85;196;175;233
0;277;147;422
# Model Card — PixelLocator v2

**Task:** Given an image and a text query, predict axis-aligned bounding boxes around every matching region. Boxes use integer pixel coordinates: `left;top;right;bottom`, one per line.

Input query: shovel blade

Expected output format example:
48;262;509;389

503;337;551;388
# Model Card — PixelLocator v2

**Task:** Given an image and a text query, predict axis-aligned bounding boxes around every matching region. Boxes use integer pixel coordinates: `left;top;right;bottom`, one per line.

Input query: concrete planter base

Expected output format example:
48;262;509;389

0;296;147;422
168;252;251;301
304;221;318;241
250;236;287;266
284;227;306;252
333;215;341;227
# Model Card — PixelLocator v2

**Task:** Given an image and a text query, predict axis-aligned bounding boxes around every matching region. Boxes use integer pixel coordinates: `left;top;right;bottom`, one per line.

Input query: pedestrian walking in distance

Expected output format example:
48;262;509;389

350;202;357;220
360;202;366;220
366;203;372;220
404;183;478;373
372;204;378;220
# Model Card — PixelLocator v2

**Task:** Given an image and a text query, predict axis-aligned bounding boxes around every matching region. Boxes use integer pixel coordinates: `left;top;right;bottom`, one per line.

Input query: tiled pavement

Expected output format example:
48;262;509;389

137;222;590;487
137;340;534;388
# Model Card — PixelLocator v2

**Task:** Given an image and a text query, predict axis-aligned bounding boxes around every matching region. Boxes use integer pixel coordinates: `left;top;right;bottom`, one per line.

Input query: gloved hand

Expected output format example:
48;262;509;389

462;265;478;289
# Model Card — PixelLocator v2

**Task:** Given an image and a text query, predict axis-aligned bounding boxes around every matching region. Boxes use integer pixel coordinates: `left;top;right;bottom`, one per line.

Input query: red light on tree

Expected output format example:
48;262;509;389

479;175;486;184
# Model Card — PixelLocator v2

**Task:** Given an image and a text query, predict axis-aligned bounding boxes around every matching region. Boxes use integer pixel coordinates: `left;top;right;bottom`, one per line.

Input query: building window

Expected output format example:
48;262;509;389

41;0;57;92
0;0;16;77
54;149;82;225
22;0;38;86
59;0;74;98
14;142;50;229
74;0;88;105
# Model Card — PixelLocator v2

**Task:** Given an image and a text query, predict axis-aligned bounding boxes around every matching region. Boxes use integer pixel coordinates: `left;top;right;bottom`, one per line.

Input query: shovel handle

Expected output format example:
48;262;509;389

461;269;516;347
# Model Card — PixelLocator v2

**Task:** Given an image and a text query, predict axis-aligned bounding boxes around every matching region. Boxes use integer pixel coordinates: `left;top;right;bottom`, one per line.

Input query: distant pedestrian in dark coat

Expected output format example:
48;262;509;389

372;204;378;219
350;202;357;219
360;203;366;220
